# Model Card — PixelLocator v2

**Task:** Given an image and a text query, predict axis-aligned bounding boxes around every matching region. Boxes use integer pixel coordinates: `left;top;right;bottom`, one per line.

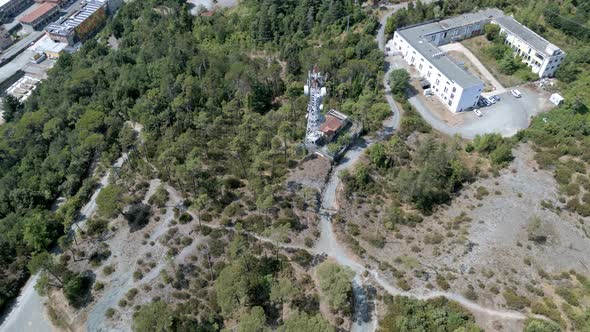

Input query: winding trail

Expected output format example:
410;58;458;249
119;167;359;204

308;3;549;331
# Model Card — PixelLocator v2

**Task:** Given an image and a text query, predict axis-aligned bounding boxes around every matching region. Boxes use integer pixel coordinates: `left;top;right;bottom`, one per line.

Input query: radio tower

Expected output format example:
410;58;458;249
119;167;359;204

304;65;327;146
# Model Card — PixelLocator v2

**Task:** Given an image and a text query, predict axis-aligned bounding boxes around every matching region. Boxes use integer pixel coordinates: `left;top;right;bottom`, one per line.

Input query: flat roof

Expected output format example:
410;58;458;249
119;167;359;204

0;0;12;8
33;34;67;53
439;8;503;30
398;24;483;88
46;0;106;36
20;3;57;24
493;15;561;56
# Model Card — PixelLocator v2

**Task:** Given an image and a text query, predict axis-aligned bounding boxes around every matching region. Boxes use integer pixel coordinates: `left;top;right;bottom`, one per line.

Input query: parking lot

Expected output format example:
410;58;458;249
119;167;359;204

389;55;556;139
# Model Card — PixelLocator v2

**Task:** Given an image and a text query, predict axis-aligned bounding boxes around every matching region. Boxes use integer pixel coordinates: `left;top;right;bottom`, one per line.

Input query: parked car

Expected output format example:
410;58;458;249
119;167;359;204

511;89;522;98
489;95;500;103
473;109;483;117
479;96;491;107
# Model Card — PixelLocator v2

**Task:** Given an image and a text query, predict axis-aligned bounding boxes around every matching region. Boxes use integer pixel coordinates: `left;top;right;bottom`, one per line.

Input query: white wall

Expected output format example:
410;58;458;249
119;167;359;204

392;32;482;113
497;26;566;78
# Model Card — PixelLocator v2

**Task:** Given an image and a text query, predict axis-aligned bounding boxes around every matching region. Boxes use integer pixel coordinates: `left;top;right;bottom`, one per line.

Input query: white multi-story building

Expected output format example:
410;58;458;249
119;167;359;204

492;15;566;78
388;9;504;112
387;8;566;113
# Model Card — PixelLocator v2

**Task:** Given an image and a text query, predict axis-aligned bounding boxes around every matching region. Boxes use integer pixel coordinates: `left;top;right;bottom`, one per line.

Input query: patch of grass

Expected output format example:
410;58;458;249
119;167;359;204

461;36;526;87
475;186;490;200
102;265;115;276
556;286;580;306
531;298;564;327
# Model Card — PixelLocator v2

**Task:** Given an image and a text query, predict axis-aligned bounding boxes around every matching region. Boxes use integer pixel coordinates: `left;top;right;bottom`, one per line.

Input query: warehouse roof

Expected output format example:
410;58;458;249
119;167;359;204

493;15;561;56
46;0;106;36
20;3;57;24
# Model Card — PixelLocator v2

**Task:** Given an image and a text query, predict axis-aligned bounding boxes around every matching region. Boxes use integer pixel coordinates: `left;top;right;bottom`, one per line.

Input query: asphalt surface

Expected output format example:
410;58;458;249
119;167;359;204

0;275;52;332
388;55;551;138
0;155;126;332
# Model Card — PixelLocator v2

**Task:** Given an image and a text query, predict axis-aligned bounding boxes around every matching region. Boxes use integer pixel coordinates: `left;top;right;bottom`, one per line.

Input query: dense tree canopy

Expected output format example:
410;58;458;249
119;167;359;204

0;0;384;312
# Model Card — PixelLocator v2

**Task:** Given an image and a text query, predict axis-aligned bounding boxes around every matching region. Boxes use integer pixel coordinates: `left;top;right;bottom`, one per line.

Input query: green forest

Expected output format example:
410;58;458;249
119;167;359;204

0;0;589;330
0;0;386;319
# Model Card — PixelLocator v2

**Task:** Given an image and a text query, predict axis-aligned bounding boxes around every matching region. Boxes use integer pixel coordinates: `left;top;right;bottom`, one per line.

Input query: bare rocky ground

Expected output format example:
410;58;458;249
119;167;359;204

337;143;590;331
287;154;332;192
46;154;334;331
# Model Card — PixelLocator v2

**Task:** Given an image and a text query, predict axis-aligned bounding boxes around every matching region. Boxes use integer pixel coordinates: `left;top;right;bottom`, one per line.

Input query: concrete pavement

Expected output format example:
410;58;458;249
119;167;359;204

388;54;551;138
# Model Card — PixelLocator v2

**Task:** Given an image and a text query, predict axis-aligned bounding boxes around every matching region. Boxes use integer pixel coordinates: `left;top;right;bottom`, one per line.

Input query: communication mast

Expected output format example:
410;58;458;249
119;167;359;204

304;65;327;146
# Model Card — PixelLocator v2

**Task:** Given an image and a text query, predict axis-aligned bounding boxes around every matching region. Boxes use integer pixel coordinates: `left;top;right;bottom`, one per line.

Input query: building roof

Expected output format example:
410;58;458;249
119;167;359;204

19;3;57;24
493;15;561;56
33;34;67;54
398;24;483;88
397;9;507;88
320;116;343;134
46;0;106;36
320;110;348;134
0;0;12;8
438;8;503;30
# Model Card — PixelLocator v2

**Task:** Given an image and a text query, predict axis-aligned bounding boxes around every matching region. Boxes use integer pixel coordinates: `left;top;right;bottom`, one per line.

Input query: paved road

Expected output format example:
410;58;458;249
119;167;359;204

0;155;127;332
0;275;53;332
388;54;549;138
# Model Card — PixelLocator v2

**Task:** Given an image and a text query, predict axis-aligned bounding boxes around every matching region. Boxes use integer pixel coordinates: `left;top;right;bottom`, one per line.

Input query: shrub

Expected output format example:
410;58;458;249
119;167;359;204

503;290;530;309
424;233;443;245
436;274;450;290
93;282;105;291
365;234;386;248
178;213;193;224
103;265;115;276
463;289;478;301
556;286;580;306
396;279;411;291
148;185;169;208
523;318;561;332
379;296;480;331
105;308;116;318
125;204;152;228
64;274;91;308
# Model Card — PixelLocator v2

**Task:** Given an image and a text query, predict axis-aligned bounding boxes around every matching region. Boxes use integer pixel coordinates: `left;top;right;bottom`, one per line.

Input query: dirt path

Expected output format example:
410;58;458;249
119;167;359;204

309;4;554;331
314;138;551;329
439;43;505;93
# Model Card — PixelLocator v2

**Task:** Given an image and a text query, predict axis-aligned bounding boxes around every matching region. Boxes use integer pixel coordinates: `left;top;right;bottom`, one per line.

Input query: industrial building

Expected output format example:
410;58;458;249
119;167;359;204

387;8;566;113
19;2;59;30
0;0;34;22
46;0;107;45
33;33;67;58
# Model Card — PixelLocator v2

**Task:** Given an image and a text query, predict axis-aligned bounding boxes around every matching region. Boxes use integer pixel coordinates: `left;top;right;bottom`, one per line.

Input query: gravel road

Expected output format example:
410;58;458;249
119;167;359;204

0;154;127;332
